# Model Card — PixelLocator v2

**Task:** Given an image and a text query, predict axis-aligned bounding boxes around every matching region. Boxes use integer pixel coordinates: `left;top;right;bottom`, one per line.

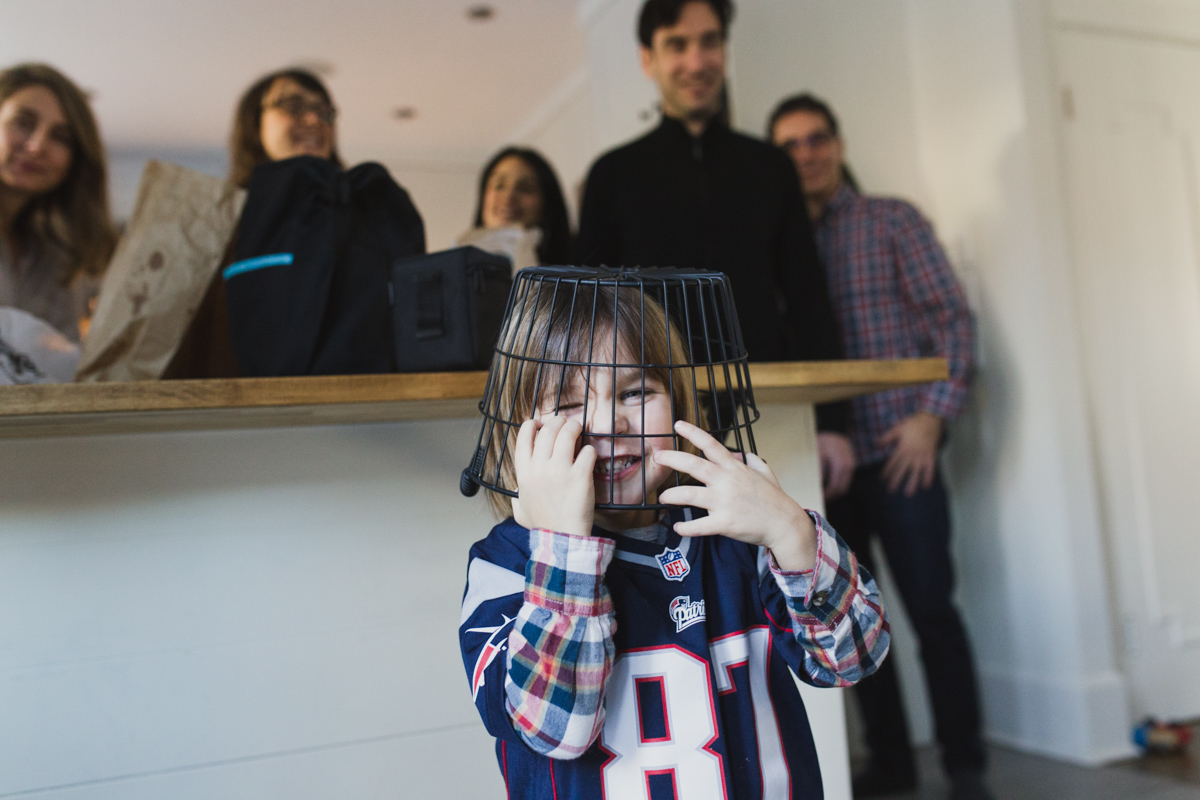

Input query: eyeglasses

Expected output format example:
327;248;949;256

263;95;337;125
781;130;835;152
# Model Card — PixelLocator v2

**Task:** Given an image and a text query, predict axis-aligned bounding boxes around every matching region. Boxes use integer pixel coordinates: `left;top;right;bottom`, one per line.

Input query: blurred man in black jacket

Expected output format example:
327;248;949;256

576;0;853;463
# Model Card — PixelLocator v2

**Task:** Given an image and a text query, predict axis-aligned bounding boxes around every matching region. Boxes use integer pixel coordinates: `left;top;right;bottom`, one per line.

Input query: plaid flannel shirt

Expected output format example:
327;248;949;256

814;184;975;465
504;512;888;758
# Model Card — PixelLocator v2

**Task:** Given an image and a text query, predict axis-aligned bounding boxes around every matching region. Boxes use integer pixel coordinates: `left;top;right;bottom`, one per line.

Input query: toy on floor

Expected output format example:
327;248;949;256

1133;718;1193;755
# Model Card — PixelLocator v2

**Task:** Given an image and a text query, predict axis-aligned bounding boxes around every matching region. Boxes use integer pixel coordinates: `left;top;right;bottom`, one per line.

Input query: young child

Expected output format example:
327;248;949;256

460;284;888;800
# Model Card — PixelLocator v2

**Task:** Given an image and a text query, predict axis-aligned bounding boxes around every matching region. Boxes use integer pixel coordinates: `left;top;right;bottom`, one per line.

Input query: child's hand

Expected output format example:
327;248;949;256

511;416;597;538
654;420;818;572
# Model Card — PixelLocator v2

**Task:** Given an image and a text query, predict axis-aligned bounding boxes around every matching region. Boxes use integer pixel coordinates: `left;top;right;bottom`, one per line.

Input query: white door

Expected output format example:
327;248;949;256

1057;25;1200;720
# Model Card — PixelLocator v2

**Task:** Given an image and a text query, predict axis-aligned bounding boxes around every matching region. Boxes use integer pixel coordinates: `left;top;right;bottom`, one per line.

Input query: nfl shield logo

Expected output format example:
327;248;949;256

656;547;690;582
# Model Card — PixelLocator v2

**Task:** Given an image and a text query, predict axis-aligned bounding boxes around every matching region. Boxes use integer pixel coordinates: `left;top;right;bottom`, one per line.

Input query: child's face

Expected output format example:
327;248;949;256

536;351;676;529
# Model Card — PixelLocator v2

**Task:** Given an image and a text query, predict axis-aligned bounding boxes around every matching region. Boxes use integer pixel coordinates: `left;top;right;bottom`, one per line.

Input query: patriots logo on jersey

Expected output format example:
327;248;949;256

656;546;690;581
466;615;514;700
668;595;706;632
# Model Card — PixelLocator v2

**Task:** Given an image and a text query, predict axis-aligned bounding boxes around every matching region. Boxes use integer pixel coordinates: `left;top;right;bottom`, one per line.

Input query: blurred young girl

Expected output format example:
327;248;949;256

458;147;572;270
460;283;888;799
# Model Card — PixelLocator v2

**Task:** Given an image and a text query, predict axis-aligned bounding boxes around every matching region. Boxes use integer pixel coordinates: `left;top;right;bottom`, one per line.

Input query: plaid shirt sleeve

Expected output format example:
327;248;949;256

504;528;617;759
768;510;890;687
890;203;975;421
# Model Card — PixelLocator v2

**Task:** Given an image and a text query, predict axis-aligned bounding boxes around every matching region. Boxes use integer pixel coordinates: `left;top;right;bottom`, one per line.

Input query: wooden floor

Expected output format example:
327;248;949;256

874;742;1200;800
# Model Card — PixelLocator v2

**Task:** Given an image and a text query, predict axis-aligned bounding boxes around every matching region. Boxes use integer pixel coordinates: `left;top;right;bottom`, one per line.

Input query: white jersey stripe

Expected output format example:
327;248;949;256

460;557;524;625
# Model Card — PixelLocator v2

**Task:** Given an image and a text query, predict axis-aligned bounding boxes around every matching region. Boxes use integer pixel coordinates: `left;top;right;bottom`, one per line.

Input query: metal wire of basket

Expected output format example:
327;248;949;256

461;265;759;511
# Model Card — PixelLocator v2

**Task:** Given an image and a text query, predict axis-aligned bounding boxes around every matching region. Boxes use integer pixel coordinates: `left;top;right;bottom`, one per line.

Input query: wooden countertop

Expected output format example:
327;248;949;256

0;358;946;439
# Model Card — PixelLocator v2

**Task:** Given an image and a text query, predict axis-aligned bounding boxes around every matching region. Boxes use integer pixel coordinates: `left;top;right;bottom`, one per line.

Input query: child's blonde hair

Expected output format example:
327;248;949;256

479;282;704;519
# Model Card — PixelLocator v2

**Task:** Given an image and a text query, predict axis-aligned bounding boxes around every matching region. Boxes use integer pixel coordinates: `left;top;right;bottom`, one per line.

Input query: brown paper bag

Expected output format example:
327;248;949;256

75;161;245;382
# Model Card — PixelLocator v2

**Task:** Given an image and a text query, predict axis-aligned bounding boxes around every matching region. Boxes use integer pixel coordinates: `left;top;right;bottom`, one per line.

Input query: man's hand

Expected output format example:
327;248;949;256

511;417;597;537
654;421;818;572
817;432;856;500
878;411;943;496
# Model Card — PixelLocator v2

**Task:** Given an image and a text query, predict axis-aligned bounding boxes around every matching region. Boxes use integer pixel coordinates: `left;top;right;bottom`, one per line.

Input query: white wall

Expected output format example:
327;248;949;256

0;420;506;799
108;147;228;224
727;0;930;207
905;0;1130;764
381;163;478;253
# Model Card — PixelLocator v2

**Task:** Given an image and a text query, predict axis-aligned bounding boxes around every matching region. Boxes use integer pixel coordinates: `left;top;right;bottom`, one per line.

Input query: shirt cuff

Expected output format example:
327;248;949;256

921;380;967;422
525;528;616;617
769;510;854;627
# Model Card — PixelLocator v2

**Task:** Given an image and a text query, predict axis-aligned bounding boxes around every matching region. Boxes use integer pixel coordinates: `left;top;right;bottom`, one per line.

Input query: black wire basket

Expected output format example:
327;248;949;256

460;266;760;511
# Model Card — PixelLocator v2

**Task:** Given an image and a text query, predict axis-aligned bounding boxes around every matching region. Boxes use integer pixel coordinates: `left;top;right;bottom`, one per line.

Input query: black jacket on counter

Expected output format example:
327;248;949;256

576;116;848;432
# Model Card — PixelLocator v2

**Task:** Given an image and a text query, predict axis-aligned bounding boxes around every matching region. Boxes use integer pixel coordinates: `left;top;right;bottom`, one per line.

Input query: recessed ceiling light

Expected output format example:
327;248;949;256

466;4;495;21
392;106;417;121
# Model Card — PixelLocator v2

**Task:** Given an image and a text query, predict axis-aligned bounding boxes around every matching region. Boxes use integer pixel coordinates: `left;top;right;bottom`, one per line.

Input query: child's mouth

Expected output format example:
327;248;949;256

594;455;642;481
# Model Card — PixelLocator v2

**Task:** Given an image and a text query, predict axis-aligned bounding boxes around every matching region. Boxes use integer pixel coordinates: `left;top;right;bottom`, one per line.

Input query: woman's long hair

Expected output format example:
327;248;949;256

472;147;573;266
228;68;343;189
0;63;115;283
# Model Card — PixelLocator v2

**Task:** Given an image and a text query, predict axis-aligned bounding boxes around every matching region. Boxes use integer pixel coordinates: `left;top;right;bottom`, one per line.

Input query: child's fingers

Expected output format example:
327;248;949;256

673;420;736;465
552;418;584;462
514;418;541;469
653;449;717;484
656;484;708;509
672;515;723;538
574;443;598;474
743;452;782;488
533;415;566;461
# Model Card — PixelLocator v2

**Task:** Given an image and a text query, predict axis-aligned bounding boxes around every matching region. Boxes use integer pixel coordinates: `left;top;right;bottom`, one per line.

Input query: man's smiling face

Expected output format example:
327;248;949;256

640;1;727;127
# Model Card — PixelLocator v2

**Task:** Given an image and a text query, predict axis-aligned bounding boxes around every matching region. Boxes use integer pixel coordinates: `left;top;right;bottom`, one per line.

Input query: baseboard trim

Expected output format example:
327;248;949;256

979;667;1136;764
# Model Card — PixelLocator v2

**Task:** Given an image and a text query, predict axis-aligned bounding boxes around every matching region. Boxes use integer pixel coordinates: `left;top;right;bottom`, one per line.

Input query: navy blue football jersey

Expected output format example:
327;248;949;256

460;508;826;800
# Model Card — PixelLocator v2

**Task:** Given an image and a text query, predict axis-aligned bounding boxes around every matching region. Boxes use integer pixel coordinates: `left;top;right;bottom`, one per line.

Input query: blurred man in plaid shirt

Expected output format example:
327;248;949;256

771;94;992;800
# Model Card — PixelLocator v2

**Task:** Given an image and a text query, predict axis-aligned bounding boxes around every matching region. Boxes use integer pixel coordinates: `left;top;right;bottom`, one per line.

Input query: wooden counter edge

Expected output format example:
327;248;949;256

0;359;947;438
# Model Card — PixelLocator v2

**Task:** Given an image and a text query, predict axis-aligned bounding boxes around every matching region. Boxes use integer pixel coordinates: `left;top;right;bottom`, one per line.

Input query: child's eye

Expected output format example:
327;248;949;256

543;400;583;415
621;388;653;403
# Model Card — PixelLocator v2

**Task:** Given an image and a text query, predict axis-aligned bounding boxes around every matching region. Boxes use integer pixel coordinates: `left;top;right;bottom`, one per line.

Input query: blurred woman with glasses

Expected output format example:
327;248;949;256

166;68;345;379
0;62;115;342
228;68;342;188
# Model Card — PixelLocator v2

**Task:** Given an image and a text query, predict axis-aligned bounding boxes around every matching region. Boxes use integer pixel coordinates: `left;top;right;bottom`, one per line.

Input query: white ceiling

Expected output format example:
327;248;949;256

0;0;587;164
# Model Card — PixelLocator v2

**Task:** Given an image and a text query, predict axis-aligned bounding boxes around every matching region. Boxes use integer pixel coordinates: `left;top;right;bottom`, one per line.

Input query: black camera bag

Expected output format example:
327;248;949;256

391;246;512;372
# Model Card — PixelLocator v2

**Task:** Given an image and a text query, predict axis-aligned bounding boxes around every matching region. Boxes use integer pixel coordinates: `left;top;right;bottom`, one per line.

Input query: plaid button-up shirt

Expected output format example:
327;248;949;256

814;184;975;465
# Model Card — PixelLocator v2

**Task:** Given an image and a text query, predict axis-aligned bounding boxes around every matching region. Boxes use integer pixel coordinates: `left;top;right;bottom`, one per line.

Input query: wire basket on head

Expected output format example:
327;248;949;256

460;266;760;512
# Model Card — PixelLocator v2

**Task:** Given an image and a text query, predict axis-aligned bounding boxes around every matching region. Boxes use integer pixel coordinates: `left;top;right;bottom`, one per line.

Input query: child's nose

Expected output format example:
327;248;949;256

585;403;630;437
